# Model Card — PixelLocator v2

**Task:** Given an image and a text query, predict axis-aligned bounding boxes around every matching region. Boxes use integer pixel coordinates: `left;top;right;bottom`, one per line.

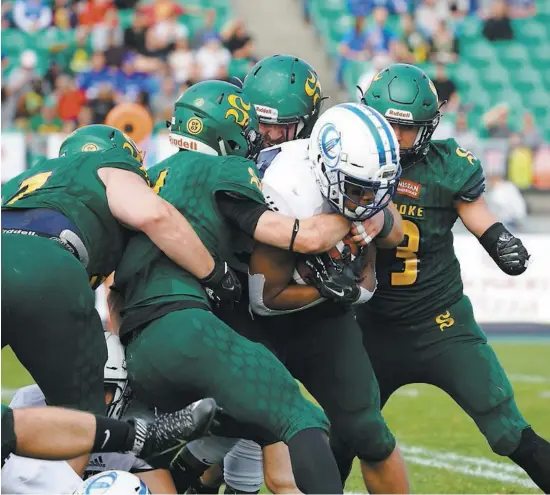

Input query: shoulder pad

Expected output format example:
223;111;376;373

256;146;281;178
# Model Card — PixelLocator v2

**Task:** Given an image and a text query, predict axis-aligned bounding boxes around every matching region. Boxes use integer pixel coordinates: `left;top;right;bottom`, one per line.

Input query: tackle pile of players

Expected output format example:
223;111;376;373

2;57;548;495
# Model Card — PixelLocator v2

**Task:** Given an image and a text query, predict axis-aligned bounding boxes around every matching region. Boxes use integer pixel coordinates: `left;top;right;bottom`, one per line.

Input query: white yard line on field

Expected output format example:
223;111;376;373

399;445;537;489
394;387;420;397
508;373;550;384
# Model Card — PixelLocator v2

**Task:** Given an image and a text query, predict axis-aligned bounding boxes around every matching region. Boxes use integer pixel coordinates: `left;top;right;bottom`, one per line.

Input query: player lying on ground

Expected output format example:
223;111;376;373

1;124;237;478
113;80;361;494
1;397;218;469
1;332;178;494
330;63;549;494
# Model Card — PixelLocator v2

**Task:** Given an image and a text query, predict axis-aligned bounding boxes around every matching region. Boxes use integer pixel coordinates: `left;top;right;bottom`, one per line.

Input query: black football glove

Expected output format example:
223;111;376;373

479;223;530;276
305;255;360;304
200;261;242;310
494;233;530;276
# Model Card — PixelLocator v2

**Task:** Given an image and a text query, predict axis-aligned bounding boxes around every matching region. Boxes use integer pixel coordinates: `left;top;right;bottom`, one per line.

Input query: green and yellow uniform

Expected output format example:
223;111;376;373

116;81;330;446
1;125;147;414
333;65;530;472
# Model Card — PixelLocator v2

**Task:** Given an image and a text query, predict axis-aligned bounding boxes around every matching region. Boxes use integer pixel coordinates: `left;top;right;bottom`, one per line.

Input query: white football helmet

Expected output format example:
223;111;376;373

104;332;131;420
73;470;150;495
309;102;401;221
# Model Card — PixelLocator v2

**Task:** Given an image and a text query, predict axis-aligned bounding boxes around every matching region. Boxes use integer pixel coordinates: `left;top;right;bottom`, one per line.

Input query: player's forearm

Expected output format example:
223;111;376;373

457;197;499;237
265;285;322;311
374;203;404;249
295;214;351;254
141;201;215;279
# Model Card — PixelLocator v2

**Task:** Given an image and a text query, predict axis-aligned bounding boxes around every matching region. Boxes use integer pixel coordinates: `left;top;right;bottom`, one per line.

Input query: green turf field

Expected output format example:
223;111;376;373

2;339;548;493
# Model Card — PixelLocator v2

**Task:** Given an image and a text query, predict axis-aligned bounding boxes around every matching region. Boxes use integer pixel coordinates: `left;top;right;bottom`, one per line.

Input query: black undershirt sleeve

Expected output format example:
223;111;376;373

216;192;268;238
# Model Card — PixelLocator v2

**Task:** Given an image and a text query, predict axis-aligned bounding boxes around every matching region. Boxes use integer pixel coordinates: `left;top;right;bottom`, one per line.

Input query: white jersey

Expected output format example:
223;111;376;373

249;140;334;316
1;385;151;495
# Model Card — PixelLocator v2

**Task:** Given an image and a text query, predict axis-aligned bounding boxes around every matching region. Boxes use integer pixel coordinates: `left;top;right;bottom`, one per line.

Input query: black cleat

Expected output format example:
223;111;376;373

129;398;220;467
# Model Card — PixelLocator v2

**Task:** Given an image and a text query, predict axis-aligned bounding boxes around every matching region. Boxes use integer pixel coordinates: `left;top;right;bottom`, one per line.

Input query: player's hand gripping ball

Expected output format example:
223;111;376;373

73;470;151;495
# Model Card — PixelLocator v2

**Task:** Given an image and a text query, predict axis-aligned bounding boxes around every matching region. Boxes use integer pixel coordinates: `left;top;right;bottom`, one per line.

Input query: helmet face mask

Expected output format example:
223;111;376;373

309;103;401;221
361;63;441;165
103;332;131;420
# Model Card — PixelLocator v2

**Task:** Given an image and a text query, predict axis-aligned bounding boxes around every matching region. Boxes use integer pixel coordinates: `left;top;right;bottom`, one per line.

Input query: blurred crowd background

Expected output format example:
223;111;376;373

1;0;549;230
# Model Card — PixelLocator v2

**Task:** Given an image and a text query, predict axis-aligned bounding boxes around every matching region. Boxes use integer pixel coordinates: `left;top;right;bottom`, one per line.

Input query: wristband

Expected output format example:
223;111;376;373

289;219;300;252
378;208;395;239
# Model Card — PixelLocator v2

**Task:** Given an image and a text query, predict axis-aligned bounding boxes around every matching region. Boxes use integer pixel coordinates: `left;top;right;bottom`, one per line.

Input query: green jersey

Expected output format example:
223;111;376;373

363;138;485;324
1;149;148;288
114;151;264;320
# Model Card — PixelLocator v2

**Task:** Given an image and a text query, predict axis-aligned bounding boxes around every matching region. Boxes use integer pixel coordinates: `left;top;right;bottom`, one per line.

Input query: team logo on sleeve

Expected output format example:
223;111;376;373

248;167;262;191
318;123;342;168
186;118;204;135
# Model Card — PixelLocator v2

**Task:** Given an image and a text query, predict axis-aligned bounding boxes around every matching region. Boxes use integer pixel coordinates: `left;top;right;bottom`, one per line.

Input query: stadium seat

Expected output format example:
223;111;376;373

512;19;547;45
496;43;528;67
459;16;482;40
528;44;550;69
1;29;31;58
510;66;543;93
478;63;509;92
328;15;353;47
461;40;496;68
451;64;479;92
522;88;550;120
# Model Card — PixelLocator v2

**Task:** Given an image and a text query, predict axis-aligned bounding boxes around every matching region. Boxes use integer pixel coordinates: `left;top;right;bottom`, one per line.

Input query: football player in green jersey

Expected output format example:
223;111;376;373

332;63;549;493
1;124;235;475
114;80;354;494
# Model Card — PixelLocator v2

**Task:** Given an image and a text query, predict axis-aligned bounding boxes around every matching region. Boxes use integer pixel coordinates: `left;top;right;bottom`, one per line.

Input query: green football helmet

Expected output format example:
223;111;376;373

361;63;441;163
59;124;144;164
168;80;263;159
242;54;324;144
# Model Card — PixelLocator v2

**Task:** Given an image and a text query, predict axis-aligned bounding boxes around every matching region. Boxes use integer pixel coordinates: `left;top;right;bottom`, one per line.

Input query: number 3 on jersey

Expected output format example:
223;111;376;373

391;220;420;286
6;171;53;205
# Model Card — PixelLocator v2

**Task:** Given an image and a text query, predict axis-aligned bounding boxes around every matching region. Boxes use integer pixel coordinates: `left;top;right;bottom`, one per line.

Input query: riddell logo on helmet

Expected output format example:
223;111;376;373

385;109;413;120
169;135;198;151
255;105;278;120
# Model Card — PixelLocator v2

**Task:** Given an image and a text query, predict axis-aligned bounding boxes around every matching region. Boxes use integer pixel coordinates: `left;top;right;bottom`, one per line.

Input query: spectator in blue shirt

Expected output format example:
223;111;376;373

116;53;159;102
365;7;398;58
337;15;368;86
13;0;51;33
76;51;117;99
346;0;408;16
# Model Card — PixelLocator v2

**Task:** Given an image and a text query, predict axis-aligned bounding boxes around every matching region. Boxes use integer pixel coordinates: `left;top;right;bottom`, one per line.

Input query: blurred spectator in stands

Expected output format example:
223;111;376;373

2;2;15;28
398;13;430;63
228;35;257;82
92;7;122;52
192;9;217;50
79;0;115;27
117;54;159;101
168;37;196;85
454;111;479;155
482;0;513;41
482;103;512;139
521;112;543;150
6;50;39;96
336;15;368;87
55;74;86;122
77;51;117;99
114;0;139;10
69;28;93;74
153;106;173;134
507;131;534;190
486;173;527;229
29;98;63;133
365;7;398;59
139;0;187;27
124;11;149;56
222;19;254;57
149;10;188;48
76;104;94;128
346;0;407;16
152;77;177;117
356;53;392;101
2;86;18;130
195;34;231;81
52;0;78;29
88;83;116;123
507;0;536;18
105;31;127;68
433;63;459;111
18;78;45;119
13;0;52;33
430;20;458;63
415;0;442;39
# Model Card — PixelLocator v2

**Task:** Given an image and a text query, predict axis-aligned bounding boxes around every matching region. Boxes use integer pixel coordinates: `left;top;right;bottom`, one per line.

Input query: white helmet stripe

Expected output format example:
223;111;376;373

363;106;399;165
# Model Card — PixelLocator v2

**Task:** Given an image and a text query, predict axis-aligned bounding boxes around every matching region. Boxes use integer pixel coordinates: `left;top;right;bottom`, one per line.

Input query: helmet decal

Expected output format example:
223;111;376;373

81;143;99;152
186;117;204;135
318;123;342;169
225;94;251;127
304;70;322;105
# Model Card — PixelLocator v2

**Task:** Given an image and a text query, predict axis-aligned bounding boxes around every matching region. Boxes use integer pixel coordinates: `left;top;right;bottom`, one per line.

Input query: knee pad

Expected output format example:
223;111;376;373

333;409;396;463
223;440;264;494
187;436;240;466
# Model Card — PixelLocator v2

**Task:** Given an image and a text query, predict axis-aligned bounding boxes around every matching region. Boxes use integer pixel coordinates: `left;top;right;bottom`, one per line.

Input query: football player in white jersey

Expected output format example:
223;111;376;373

245;102;410;494
1;333;177;494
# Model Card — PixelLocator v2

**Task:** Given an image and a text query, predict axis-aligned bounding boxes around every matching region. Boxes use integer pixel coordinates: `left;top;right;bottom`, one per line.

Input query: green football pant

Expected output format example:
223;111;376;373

357;294;530;456
1;234;106;414
125;308;330;445
254;304;396;462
